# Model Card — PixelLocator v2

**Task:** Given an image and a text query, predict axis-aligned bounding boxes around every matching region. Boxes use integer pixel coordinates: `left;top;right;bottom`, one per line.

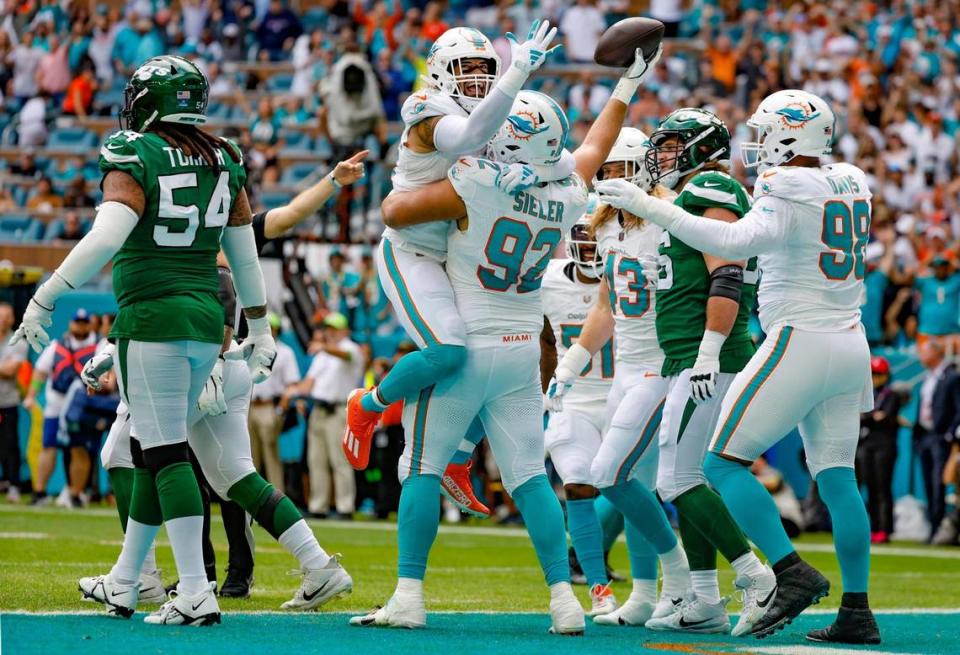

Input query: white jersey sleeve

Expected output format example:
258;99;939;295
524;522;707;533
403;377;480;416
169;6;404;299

445;158;590;336
383;91;472;260
541;259;613;406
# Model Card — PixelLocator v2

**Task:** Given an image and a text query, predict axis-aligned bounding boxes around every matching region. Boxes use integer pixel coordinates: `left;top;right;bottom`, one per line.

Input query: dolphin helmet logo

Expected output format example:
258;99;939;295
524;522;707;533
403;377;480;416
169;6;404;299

776;104;821;130
506;112;548;140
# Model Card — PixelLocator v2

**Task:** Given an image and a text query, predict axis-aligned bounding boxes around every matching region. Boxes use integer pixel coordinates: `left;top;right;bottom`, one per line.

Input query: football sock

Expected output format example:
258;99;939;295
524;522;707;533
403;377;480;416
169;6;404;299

704;453;795;565
108;467;134;531
817;467;870;593
367;343;466;408
677;509;718;570
513;475;569;586
600;479;678;553
674;484;751;564
595;495;625;551
624;519;658;582
142;545;158;576
396;577;423;596
629;578;659;605
731;551;767;580
155;462;206;596
279;519;330;570
658;543;691;599
228;472;302;539
112;518;160;586
690;569;721;605
397;474;442;580
361;387;389;413
449;417;485;465
566;498;607;587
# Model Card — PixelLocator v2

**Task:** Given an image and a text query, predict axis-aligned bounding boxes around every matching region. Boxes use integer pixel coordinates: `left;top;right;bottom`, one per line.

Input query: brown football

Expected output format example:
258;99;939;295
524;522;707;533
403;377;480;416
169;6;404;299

593;17;665;68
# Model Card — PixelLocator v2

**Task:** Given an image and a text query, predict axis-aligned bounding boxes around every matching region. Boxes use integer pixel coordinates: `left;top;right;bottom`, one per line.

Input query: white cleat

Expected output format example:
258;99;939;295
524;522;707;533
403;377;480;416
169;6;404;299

645;591;731;634
593;596;655;626
586;583;618;617
548;583;586;636
731;565;777;637
650;593;684;620
349;591;426;629
78;573;139;618
138;570;167;605
144;582;220;626
282;555;354;611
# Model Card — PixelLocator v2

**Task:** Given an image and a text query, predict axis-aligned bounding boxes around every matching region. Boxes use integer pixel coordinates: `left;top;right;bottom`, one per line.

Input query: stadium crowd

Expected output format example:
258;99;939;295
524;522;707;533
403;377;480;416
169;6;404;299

1;0;960;547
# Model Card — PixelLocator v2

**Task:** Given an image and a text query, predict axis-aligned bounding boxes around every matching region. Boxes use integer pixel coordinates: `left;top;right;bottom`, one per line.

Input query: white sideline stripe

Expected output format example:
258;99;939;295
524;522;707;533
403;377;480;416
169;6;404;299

0;532;48;539
4;609;960;617
4;505;960;559
743;648;922;655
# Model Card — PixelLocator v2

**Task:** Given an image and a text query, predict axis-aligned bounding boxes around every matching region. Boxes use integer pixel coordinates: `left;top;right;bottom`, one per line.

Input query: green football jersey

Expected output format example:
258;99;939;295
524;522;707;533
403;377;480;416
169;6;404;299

99;130;247;344
655;170;759;377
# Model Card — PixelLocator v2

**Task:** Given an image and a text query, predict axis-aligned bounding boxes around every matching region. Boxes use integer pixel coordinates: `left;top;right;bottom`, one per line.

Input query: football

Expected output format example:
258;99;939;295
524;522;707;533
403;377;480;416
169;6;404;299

593;17;665;68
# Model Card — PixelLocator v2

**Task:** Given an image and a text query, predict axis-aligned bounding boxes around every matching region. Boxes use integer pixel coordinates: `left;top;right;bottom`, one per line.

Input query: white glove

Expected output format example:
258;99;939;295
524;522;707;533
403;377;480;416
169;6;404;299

690;330;725;404
624;43;662;84
81;347;115;392
10;298;53;353
197;358;227;416
225;317;277;384
595;178;654;219
506;18;560;75
638;253;660;287
496;163;539;195
545;343;592;412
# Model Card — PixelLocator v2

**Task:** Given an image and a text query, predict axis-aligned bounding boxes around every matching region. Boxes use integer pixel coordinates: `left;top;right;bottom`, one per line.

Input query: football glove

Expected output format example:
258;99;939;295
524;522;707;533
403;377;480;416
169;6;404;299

496;163;539;195
81;346;115;392
624;43;662;84
689;330;725;404
224;318;277;384
10;298;53;353
638;253;661;287
545;343;592;412
594;178;654;218
506;19;561;75
197;357;227;416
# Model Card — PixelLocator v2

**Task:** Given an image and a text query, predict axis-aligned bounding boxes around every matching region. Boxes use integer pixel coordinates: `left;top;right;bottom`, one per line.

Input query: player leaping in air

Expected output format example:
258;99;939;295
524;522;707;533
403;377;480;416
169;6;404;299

596;89;879;645
342;23;570;517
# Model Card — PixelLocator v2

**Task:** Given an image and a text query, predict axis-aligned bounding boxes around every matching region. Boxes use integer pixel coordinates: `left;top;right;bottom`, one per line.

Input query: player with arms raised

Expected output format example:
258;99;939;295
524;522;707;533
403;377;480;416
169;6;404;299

12;56;275;626
596;90;879;644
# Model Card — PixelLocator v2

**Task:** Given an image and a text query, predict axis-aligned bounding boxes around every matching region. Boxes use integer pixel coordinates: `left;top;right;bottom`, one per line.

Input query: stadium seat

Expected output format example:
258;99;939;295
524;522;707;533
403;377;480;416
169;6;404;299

301;7;328;31
279;129;313;153
207;102;232;120
0;215;44;242
314;136;332;159
280;161;321;186
47;127;98;152
259;190;293;209
266;73;294;93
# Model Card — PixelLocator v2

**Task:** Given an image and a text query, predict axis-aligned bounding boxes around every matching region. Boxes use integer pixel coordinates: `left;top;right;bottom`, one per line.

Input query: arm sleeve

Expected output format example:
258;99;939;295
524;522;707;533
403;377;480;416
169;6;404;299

220;224;267;310
648;194;794;261
531;149;576;183
217;266;238;328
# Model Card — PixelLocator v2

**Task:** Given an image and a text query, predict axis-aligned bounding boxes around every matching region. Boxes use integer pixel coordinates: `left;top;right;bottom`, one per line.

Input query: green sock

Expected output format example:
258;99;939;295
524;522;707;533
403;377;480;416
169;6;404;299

129;467;163;526
155;462;204;520
228;472;302;539
109;467;135;532
678;509;717;570
674;484;751;565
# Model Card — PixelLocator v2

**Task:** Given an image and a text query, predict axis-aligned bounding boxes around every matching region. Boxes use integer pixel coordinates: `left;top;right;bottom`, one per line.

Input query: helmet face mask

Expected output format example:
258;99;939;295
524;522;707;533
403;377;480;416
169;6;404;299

567;222;601;279
450;57;497;102
645;108;731;190
120;55;209;132
425;28;501;113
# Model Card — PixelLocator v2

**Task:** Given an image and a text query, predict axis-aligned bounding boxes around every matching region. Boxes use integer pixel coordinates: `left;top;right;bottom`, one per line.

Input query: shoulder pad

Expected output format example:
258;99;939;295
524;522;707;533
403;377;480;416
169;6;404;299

678;170;751;216
752;166;801;200
401;91;465;127
448;156;501;190
100;130;146;167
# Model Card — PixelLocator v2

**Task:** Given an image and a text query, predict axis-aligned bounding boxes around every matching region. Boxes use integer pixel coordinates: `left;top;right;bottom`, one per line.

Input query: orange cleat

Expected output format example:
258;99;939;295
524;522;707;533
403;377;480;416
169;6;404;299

440;461;491;518
343;389;382;470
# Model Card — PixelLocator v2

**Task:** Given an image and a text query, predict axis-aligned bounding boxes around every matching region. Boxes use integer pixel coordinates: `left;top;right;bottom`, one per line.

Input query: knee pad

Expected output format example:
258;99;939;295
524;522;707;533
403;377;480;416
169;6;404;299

142;441;191;476
420;343;467;379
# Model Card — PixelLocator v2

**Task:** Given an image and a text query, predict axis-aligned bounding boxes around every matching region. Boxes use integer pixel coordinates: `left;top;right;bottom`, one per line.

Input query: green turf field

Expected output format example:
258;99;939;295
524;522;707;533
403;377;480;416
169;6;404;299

2;504;959;654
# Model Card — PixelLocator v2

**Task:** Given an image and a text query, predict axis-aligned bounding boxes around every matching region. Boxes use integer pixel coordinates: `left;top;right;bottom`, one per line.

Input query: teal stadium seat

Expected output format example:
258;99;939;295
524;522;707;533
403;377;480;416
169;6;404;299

265;73;294;93
258;190;293;209
47;127;98;152
280;161;320;186
279;129;313;155
0;215;44;242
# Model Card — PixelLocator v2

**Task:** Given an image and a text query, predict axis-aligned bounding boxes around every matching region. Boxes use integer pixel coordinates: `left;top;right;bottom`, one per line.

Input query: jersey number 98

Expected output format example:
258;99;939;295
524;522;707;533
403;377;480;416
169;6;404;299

819;199;870;281
478;217;563;293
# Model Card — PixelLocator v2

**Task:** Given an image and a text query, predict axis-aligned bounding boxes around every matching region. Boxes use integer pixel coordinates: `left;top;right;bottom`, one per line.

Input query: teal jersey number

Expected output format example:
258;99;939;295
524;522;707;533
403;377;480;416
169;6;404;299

478;217;563;293
605;253;650;317
819;199;870;281
560;324;614;379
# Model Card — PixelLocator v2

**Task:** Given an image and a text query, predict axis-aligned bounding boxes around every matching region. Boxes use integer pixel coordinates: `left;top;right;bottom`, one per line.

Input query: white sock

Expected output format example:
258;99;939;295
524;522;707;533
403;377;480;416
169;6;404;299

731;551;766;580
456;438;475;455
279;520;330;570
630;578;658;605
141;544;158;576
368;387;389;411
549;581;574;599
658;544;690;598
690;569;721;605
165;515;208;596
112;519;159;586
396;577;423;596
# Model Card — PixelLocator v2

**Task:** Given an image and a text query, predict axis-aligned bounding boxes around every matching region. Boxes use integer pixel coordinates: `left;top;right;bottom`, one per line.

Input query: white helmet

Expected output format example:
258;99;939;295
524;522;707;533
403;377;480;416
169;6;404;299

740;89;835;171
595;127;653;191
488;91;569;166
424;27;501;113
567;209;602;279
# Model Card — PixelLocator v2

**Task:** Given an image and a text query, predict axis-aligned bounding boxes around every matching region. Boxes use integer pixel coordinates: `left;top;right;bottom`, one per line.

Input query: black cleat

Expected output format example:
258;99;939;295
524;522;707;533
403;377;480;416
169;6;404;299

807;606;881;645
219;568;253;598
753;559;830;638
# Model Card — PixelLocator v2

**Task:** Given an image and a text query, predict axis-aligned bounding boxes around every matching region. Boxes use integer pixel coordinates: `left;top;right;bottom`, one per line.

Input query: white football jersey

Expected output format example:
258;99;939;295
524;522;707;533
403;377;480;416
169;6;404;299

542;259;614;405
751;163;872;332
446;157;590;336
596;216;665;370
382;91;472;259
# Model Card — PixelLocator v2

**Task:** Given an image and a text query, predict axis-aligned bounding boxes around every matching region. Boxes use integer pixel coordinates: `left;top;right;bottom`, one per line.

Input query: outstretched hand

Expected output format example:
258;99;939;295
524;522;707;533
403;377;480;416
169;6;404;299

506;19;562;74
332;150;369;187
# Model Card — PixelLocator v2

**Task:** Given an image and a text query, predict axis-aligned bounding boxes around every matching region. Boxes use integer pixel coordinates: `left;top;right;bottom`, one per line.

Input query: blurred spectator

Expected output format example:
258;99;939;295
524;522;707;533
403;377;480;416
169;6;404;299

420;2;449;42
49;211;89;243
857;357;902;544
5;26;44;108
354;1;403;55
705;34;740;95
257;0;303;61
863;226;896;346
915;339;960;541
0;186;15;212
17;91;48;146
914;255;960;352
206;61;237;98
220;23;246;62
36;34;70;104
87;10;118;85
62;62;98;117
113;15;163;74
196;27;224;63
291;29;328;97
0;303;27;503
289;313;363;518
27;177;63;214
649;0;683;38
9;152;39;178
320;249;361;323
181;0;211;44
567;71;610;121
560;0;606;64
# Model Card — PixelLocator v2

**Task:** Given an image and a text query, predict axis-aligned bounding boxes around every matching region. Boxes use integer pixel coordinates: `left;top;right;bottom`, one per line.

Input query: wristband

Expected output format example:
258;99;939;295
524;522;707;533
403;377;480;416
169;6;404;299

247;316;270;336
696;330;727;361
328;171;342;190
498;65;528;97
560;342;592;375
611;75;641;105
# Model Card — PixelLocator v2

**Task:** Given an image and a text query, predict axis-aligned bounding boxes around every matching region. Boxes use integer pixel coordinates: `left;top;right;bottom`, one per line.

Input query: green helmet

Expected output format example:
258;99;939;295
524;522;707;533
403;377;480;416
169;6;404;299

644;108;731;190
119;55;209;132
